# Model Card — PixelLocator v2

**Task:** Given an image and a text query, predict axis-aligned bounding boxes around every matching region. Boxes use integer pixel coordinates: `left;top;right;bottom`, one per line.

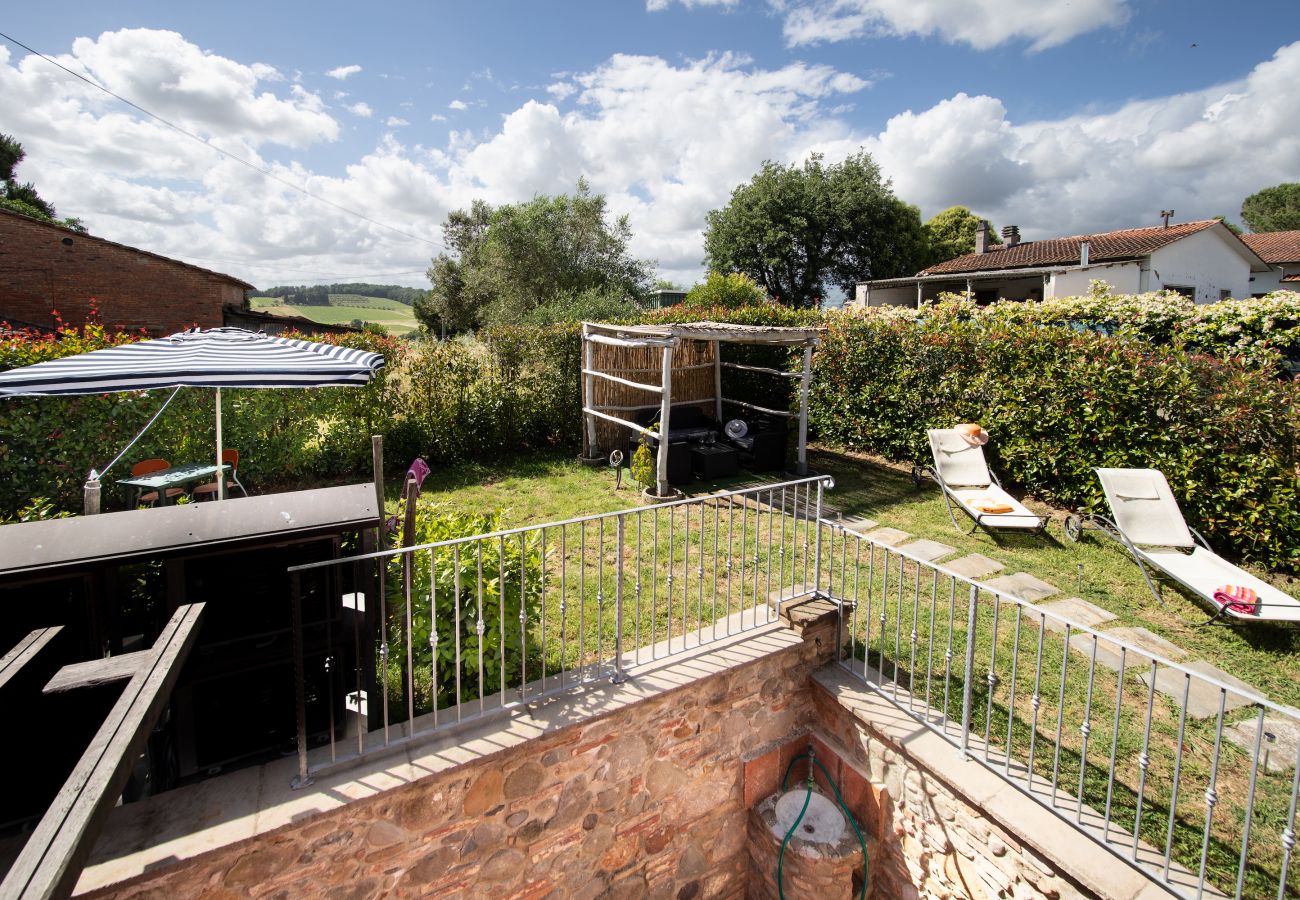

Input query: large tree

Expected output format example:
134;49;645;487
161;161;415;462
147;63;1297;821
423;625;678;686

0;132;85;231
1241;183;1300;233
702;151;926;308
416;181;652;332
923;206;1000;267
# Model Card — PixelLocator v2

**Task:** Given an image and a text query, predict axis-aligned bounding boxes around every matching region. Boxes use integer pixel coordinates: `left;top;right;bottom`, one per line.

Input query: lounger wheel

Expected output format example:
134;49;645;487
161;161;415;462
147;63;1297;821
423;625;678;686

1064;514;1083;543
910;465;923;489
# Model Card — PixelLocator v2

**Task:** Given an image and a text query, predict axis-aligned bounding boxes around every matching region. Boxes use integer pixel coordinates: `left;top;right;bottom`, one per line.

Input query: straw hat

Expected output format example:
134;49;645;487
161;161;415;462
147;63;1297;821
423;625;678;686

955;423;989;446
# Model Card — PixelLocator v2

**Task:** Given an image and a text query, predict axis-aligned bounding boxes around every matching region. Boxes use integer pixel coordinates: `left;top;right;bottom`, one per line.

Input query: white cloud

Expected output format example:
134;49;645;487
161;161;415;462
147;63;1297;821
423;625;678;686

430;113;447;122
646;0;738;10
385;116;410;127
777;0;1130;51
346;102;373;118
4;28;1298;291
326;64;362;80
547;81;577;101
448;99;468;111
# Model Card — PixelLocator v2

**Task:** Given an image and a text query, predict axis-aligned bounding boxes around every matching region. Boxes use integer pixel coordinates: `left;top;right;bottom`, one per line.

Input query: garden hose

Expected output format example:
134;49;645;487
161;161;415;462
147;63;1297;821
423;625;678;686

775;746;869;900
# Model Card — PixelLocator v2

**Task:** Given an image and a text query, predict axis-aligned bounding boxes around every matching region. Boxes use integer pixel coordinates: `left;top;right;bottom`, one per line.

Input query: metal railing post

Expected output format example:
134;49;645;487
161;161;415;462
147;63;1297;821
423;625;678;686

613;514;627;683
959;583;978;760
812;479;825;596
290;571;313;788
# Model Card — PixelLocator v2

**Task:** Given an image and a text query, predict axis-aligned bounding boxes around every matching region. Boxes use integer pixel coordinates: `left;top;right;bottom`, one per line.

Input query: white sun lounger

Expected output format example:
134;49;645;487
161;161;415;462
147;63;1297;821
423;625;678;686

920;429;1048;535
1088;467;1300;623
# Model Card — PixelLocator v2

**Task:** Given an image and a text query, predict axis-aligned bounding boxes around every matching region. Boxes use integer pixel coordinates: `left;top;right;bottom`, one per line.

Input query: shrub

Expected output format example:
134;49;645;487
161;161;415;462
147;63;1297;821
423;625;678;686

811;310;1300;570
681;272;767;309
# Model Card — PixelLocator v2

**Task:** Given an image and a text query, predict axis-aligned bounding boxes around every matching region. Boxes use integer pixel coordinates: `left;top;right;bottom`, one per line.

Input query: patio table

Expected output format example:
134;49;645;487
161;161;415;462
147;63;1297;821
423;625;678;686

117;462;230;506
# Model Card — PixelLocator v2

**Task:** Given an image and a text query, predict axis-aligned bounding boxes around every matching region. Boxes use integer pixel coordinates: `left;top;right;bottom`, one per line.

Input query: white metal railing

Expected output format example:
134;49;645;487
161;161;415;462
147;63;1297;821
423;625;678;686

285;475;834;785
816;520;1300;900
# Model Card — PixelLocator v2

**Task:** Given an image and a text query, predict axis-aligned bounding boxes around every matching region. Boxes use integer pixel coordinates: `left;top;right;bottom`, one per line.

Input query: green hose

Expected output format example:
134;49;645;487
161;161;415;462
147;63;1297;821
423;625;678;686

775;748;869;900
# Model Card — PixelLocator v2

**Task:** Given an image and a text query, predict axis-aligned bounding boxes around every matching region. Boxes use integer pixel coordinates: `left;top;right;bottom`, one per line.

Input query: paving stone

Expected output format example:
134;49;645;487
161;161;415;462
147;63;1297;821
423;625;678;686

1033;597;1116;635
865;527;911;547
1101;627;1186;662
944;553;1005;580
1140;660;1260;719
983;572;1060;603
899;539;957;562
838;515;879;534
1226;716;1300;773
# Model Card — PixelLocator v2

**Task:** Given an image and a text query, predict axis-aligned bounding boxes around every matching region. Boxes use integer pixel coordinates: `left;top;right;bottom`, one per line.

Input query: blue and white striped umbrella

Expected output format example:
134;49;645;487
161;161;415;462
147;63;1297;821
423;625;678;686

0;327;386;500
0;327;384;395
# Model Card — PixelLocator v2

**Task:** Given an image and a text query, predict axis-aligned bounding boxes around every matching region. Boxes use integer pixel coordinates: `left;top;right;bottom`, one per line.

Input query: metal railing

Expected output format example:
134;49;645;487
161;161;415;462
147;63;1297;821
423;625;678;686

285;475;833;784
815;520;1300;900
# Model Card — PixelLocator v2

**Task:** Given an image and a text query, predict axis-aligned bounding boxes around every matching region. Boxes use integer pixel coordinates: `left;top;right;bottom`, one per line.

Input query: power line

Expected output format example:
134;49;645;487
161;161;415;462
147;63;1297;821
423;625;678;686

0;30;444;250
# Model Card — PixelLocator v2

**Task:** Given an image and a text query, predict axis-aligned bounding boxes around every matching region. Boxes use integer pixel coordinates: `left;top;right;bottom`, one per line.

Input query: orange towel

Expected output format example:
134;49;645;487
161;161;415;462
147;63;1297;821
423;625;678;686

972;497;1014;514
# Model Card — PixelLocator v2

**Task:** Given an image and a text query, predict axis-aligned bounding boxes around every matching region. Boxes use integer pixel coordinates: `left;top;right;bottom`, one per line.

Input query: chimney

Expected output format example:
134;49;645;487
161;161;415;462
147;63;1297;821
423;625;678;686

1001;225;1020;247
1080;239;1091;267
974;219;990;254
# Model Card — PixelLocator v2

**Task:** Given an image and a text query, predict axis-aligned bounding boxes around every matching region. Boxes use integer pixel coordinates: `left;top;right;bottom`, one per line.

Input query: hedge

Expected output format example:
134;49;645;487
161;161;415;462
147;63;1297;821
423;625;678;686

810;304;1300;571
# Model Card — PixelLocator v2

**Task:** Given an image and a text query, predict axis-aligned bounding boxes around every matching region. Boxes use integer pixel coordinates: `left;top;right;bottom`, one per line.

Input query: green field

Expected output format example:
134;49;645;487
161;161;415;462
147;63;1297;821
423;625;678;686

248;294;420;336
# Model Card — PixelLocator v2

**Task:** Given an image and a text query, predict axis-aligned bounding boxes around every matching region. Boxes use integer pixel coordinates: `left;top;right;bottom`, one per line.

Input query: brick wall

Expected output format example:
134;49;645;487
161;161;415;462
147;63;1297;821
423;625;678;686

0;211;248;336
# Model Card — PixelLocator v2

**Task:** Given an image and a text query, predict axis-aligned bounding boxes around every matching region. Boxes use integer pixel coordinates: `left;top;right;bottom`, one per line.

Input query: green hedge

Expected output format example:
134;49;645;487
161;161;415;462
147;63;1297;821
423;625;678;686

810;306;1300;570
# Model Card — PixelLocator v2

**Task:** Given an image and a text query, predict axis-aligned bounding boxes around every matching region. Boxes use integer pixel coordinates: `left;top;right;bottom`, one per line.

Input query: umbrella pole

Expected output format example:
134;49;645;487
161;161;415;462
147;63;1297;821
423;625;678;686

216;387;224;501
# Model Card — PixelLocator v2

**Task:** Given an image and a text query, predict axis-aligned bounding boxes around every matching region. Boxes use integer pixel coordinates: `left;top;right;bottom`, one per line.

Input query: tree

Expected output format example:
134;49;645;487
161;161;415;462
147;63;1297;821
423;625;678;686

702;151;926;309
0;132;86;232
416;182;653;332
682;272;767;309
1241;183;1300;233
923;206;1000;267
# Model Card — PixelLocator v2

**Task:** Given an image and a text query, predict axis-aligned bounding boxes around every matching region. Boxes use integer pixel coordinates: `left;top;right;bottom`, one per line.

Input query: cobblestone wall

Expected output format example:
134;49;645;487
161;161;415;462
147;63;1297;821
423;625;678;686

84;615;836;900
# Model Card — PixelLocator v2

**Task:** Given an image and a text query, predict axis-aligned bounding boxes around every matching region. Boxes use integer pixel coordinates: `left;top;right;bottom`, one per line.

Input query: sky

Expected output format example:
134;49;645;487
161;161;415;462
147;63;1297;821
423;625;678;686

2;1;1299;291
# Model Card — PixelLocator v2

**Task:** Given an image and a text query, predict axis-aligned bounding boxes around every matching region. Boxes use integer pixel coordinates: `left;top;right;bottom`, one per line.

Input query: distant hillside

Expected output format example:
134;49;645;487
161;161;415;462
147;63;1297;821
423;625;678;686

255;283;425;306
248;293;420;337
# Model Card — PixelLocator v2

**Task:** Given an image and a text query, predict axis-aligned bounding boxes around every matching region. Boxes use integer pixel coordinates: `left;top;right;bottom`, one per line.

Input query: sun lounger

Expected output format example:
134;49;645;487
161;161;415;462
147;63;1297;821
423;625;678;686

918;429;1049;535
1074;467;1300;623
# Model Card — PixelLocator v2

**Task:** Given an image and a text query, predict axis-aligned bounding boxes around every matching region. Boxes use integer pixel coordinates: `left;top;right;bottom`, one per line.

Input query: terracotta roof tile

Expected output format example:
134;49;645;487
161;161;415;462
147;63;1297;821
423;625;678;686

921;220;1221;275
1240;231;1300;264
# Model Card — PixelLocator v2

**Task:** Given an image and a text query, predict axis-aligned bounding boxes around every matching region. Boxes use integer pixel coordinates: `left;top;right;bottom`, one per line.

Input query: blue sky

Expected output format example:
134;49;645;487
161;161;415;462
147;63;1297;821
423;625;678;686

2;1;1298;289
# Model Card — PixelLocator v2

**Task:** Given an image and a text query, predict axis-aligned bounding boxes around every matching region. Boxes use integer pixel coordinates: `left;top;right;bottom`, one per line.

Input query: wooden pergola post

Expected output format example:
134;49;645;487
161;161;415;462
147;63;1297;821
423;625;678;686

797;342;813;475
712;340;722;422
656;343;675;497
581;324;597;457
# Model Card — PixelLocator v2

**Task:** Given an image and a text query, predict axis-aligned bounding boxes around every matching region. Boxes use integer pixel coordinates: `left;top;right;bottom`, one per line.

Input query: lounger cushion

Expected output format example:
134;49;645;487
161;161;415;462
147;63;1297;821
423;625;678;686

950;486;1044;530
1096;468;1196;549
928;429;992;488
1141;547;1300;622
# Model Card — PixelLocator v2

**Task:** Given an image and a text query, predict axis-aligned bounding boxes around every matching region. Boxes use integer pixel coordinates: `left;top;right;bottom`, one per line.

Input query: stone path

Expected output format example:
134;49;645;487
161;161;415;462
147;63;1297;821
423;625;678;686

983;572;1060;603
898;538;956;562
944;553;1004;580
864;527;911;547
1227;716;1300;774
838;514;878;534
1139;660;1259;719
1035;597;1116;635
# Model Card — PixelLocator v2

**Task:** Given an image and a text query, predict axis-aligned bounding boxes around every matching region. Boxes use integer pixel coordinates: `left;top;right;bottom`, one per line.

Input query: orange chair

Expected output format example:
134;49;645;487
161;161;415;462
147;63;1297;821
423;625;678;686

191;448;248;501
131;458;184;506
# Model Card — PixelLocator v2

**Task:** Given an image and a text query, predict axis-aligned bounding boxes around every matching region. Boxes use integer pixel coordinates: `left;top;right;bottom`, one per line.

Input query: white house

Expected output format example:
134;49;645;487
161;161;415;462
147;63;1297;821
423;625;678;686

854;219;1271;308
1240;231;1300;296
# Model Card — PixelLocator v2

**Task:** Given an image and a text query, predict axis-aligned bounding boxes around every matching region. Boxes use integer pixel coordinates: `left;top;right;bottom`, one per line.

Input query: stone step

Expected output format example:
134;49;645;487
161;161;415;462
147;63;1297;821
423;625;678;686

1066;626;1187;675
1227;716;1299;773
1139;660;1260;720
837;515;878;534
864;527;911;547
944;553;1005;580
1033;597;1117;635
982;572;1060;603
897;539;957;563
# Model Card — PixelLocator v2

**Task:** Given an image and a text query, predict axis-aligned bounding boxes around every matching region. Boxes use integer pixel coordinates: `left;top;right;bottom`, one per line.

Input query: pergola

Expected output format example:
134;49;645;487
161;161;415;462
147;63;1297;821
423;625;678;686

580;321;823;496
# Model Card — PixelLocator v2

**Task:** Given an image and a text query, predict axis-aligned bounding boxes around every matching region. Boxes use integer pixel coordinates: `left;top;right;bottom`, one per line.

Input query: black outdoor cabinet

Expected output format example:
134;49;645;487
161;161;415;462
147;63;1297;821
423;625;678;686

0;484;381;818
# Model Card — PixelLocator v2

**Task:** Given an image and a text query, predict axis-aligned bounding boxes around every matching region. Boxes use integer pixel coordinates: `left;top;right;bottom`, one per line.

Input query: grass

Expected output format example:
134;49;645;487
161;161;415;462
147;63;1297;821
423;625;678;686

247;294;420;336
371;445;1300;896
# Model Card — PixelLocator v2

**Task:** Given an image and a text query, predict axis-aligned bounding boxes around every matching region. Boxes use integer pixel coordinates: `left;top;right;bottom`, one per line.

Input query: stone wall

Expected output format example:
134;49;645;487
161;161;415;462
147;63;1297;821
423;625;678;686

83;612;837;900
811;677;1089;900
0;209;247;335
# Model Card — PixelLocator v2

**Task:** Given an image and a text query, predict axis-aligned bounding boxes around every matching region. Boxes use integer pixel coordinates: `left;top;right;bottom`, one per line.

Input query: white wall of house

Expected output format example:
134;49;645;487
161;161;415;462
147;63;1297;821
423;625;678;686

1048;262;1141;298
858;284;917;307
1148;228;1252;302
1248;265;1297;296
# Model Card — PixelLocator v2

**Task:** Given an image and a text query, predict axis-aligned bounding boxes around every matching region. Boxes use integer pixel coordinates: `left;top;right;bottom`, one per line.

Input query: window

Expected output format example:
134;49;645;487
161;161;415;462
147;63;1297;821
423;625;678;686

1166;285;1194;299
1220;289;1232;301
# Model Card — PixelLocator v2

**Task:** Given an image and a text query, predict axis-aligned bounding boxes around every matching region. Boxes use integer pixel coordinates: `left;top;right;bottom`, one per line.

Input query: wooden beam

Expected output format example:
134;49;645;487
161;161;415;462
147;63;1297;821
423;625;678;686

720;361;802;378
43;653;149;695
1;603;206;900
581;368;665;394
583;408;657;437
0;627;63;693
